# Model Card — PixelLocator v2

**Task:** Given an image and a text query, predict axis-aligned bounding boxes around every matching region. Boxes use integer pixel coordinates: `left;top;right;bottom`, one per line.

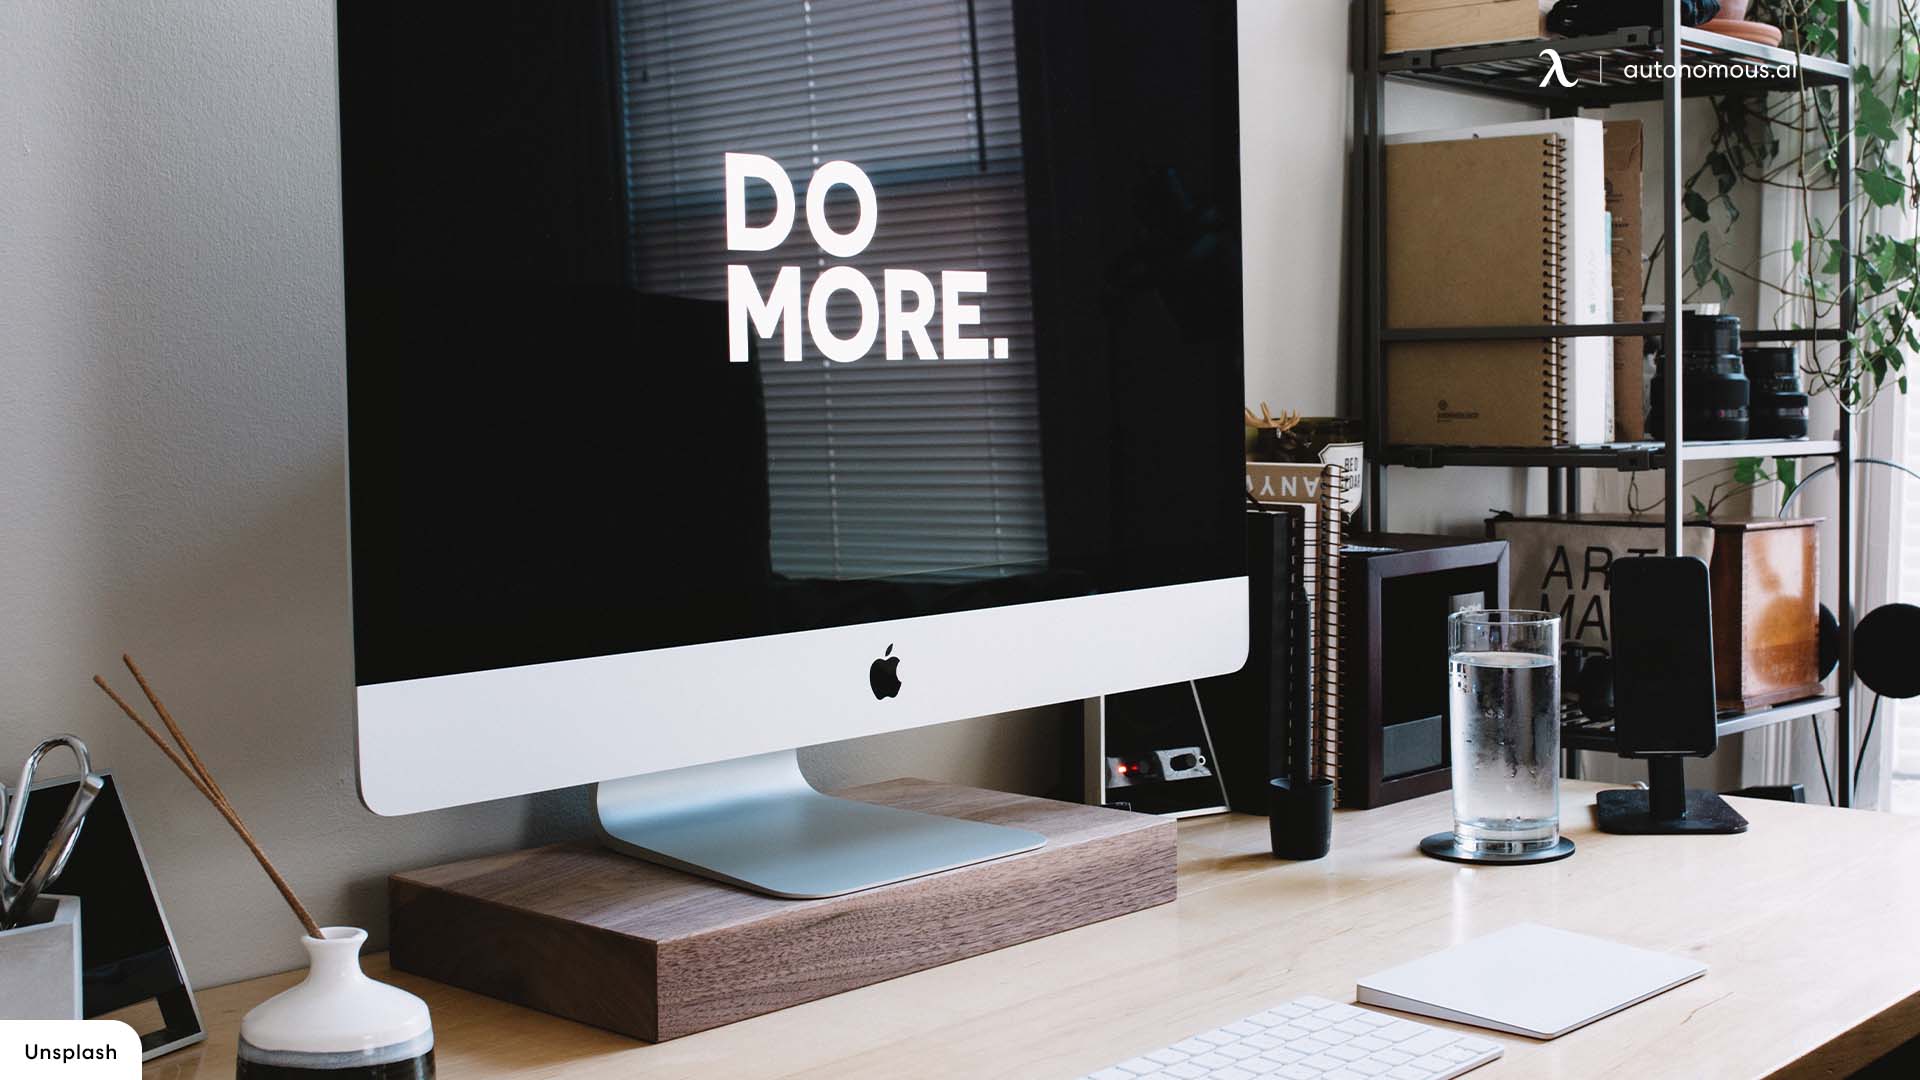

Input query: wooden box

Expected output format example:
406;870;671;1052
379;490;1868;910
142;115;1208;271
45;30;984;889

1384;0;1547;53
388;779;1175;1042
1710;518;1823;712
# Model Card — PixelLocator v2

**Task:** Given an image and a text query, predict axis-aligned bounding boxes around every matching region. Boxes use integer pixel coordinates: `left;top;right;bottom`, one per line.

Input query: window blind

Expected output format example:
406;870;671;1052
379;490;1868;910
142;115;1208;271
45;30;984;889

616;0;1047;581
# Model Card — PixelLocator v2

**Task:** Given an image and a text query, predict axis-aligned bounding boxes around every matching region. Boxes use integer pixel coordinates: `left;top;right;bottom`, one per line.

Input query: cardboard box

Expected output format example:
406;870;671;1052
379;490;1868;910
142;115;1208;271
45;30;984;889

1605;121;1648;440
1386;0;1510;11
1385;1;1546;52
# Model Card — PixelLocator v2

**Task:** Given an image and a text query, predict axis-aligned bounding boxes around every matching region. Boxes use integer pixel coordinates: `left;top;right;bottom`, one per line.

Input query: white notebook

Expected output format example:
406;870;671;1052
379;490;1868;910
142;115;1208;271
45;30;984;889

1356;924;1706;1040
1388;118;1616;444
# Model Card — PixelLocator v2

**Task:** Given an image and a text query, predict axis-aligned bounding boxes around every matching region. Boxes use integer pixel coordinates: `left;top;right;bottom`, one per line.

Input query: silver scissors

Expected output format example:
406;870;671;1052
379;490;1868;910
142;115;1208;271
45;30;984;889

0;734;105;929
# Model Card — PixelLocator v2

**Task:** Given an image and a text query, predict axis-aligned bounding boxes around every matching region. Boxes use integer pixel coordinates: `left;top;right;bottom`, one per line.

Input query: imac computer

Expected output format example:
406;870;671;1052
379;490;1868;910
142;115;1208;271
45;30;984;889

337;0;1246;898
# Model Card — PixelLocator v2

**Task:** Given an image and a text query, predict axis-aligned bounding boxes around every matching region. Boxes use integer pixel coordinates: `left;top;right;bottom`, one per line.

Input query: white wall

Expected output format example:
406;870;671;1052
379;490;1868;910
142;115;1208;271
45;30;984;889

0;0;1062;989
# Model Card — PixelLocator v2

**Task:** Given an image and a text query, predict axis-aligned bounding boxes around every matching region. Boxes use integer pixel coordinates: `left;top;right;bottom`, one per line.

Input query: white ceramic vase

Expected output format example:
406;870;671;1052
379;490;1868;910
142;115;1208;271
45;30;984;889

236;927;434;1078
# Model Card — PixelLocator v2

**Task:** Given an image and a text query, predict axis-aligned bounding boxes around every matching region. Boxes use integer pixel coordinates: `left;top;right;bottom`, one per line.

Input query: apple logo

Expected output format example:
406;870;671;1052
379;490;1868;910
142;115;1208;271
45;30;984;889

869;644;902;700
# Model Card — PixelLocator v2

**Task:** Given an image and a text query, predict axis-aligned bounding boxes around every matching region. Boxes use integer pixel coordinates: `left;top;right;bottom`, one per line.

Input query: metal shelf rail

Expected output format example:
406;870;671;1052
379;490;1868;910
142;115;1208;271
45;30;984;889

1354;3;1859;802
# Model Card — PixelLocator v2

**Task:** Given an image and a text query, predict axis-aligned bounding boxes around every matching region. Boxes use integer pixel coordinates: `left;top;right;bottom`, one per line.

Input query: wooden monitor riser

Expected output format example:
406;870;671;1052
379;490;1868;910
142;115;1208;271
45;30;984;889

387;779;1175;1042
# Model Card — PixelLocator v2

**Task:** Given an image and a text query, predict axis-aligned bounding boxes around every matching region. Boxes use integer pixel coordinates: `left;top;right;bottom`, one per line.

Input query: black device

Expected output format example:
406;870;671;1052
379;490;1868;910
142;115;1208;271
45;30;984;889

1597;556;1750;834
1839;602;1920;790
1727;783;1807;803
1818;603;1843;679
9;772;204;1058
1093;683;1228;817
1855;603;1920;700
1648;312;1751;442
1743;345;1811;439
1339;534;1509;809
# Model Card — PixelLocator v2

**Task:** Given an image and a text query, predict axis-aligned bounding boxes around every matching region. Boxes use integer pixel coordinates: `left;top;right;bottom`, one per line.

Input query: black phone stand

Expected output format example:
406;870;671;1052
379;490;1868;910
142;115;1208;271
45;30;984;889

1596;757;1748;834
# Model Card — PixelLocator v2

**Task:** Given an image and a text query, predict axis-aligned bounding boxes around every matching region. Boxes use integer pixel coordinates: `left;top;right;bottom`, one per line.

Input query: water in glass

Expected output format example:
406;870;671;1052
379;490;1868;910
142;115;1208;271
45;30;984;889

1449;648;1560;853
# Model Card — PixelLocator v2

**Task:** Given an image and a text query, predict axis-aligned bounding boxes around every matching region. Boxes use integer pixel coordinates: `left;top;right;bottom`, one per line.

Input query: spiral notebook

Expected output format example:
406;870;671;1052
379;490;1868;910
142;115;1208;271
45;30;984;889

1384;120;1613;446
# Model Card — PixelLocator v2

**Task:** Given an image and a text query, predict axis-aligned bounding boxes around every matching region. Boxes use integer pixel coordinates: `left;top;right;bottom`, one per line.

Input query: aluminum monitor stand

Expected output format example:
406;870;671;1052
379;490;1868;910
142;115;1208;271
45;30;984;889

593;750;1046;898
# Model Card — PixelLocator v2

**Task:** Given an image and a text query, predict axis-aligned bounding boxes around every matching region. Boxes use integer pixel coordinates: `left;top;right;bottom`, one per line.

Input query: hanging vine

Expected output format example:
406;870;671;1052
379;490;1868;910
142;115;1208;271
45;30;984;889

1679;0;1920;412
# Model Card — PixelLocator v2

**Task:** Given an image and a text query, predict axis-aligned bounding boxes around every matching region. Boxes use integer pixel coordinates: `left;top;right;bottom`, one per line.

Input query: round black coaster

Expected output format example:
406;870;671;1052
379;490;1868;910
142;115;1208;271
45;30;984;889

1419;832;1575;865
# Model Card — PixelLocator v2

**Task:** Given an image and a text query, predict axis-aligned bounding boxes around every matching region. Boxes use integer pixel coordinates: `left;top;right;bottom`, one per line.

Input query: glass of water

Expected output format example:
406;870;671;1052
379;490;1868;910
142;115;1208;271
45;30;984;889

1447;610;1562;856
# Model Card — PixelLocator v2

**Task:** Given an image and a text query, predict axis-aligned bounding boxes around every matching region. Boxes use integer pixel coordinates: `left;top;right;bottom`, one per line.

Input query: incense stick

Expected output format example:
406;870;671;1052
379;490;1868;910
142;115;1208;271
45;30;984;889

94;659;323;939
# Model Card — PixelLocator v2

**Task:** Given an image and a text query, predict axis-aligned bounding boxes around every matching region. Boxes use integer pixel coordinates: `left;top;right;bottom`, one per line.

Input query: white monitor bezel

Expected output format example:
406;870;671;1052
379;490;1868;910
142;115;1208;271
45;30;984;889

355;576;1246;815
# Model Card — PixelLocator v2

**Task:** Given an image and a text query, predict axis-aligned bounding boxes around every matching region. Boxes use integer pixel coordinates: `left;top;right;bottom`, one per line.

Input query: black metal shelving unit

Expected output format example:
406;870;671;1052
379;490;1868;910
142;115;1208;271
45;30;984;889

1355;3;1861;803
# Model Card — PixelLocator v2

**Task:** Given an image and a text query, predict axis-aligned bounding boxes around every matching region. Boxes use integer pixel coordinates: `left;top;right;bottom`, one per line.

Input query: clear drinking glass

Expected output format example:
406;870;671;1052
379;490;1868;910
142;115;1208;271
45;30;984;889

1447;610;1562;855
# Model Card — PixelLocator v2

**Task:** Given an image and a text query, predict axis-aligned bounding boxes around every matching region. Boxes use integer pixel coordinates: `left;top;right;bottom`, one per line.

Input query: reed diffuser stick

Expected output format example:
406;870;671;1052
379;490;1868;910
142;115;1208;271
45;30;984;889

95;658;323;939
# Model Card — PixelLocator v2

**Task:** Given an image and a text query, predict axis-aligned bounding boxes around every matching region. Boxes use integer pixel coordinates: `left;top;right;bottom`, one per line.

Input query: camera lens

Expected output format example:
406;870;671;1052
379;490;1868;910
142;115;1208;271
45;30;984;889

1648;313;1749;441
1743;345;1810;439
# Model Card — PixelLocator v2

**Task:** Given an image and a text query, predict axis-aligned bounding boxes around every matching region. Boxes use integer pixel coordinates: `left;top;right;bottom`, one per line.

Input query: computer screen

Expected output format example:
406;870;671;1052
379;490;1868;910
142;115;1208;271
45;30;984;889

339;0;1246;835
339;0;1243;689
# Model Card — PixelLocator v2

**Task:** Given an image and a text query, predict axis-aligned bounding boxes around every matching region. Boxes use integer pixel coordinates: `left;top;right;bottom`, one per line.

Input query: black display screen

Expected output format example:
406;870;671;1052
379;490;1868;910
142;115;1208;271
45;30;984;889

12;774;201;1053
338;0;1243;686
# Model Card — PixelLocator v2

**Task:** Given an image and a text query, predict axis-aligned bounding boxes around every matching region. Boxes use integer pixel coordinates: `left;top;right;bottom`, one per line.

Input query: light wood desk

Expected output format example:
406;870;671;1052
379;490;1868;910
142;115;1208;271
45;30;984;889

144;781;1920;1079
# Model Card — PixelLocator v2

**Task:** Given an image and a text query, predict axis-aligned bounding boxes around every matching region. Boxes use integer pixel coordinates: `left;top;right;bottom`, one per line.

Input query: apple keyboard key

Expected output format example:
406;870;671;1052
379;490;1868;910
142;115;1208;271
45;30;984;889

1080;998;1501;1080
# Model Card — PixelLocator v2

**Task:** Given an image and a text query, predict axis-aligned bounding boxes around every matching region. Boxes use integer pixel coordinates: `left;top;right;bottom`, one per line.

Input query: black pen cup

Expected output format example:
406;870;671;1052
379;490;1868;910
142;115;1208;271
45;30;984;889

1268;777;1334;861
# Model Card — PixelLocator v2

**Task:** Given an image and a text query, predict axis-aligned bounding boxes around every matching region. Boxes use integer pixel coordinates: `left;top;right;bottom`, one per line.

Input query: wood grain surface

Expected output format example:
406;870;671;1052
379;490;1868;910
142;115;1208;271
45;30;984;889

146;781;1920;1080
1709;518;1822;712
388;779;1176;1040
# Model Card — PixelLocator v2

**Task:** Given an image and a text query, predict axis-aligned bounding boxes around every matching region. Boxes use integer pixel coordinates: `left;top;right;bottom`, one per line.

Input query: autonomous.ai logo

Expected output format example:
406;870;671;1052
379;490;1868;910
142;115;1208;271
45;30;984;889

1537;47;1791;89
724;153;1009;365
1539;48;1578;89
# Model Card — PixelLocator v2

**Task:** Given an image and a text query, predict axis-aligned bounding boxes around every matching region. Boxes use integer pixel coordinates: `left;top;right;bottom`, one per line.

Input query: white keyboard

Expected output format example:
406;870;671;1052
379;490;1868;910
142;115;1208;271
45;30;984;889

1081;996;1503;1080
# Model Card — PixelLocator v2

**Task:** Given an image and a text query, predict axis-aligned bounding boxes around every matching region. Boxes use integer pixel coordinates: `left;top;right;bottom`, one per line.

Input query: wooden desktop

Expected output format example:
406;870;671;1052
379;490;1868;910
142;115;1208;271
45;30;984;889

143;781;1920;1079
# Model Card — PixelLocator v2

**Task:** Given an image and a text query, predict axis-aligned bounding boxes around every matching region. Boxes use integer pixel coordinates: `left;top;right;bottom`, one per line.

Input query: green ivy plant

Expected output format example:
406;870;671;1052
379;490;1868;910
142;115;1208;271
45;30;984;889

1678;0;1919;411
1676;452;1920;518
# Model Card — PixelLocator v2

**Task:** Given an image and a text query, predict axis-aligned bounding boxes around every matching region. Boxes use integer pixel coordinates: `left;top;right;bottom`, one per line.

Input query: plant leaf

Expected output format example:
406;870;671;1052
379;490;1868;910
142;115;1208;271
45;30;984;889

1861;164;1906;208
1709;150;1738;195
1822;239;1848;276
1859;88;1899;141
1692;231;1715;288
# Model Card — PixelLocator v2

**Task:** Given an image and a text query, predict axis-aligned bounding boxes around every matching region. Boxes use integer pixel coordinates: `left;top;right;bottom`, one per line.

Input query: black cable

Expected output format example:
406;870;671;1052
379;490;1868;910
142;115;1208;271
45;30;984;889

1853;694;1885;786
1811;717;1837;807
